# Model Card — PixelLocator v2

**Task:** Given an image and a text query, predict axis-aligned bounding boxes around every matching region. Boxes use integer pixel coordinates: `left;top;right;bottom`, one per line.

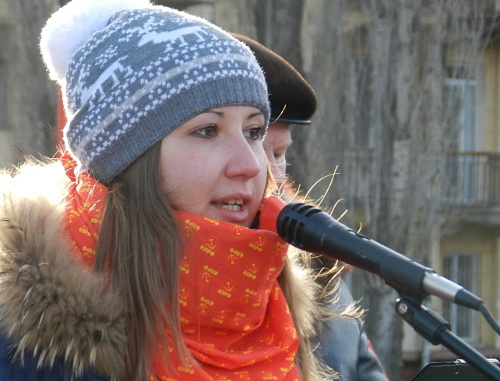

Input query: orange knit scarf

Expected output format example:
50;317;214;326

62;154;300;380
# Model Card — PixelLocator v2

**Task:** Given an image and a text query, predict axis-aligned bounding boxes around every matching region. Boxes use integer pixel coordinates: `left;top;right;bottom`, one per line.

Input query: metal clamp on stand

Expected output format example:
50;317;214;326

396;296;500;381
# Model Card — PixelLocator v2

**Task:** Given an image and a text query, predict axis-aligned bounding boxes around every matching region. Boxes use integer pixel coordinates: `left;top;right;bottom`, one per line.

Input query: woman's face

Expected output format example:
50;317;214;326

159;106;268;227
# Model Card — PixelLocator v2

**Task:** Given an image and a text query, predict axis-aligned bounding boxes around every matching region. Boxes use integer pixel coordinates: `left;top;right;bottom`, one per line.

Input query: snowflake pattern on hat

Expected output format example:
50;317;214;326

42;2;269;184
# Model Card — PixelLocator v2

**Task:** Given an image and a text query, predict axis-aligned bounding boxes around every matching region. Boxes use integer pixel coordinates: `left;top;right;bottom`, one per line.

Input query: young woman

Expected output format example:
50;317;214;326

0;0;330;380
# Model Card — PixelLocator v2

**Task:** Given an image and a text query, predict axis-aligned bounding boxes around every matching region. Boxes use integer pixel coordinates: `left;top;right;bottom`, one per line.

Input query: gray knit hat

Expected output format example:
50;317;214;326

40;0;270;185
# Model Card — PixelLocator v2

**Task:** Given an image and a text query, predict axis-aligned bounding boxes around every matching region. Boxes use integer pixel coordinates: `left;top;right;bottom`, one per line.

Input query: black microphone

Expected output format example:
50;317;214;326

270;201;483;310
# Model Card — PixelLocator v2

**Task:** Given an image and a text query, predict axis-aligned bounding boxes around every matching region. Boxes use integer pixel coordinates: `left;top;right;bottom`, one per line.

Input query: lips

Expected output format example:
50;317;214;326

212;199;244;212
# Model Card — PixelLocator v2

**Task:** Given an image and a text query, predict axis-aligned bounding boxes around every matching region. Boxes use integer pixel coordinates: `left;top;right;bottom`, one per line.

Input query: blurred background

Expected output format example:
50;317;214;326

1;1;499;379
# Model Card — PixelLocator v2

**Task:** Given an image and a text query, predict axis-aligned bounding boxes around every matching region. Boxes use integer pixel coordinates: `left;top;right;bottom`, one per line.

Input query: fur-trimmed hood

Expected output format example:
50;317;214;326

0;161;126;379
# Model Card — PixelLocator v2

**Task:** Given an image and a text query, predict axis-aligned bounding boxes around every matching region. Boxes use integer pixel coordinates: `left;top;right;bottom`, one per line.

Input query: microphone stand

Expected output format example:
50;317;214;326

395;293;500;380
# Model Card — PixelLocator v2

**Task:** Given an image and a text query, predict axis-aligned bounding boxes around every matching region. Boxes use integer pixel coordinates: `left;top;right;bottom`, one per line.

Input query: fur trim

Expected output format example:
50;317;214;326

40;0;153;82
0;162;127;379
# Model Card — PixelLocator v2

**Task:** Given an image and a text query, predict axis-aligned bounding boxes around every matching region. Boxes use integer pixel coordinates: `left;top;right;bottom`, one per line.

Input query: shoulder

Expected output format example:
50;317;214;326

0;159;127;380
0;158;68;190
0;159;69;221
0;160;70;271
0;160;70;273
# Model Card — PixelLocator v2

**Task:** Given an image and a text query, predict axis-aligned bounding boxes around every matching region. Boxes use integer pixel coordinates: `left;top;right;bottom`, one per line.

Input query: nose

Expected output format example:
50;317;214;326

225;137;263;179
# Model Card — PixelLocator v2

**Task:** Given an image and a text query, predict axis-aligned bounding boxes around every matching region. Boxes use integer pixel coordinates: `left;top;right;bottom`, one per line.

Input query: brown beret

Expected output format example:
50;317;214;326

232;33;317;125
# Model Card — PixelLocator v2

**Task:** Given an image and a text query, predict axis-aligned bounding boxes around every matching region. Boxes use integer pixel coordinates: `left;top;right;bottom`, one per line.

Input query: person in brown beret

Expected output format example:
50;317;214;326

233;33;389;381
231;34;316;187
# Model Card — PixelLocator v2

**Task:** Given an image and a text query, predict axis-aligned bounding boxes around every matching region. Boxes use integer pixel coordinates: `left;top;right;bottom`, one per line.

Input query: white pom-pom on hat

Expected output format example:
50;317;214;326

40;0;153;83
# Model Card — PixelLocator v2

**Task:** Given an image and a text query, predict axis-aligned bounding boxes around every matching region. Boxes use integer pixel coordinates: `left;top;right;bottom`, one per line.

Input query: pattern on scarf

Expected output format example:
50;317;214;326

63;155;300;380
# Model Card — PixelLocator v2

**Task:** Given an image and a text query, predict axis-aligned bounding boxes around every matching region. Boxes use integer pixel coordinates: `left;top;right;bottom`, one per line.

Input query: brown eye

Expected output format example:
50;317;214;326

245;126;265;141
192;124;218;138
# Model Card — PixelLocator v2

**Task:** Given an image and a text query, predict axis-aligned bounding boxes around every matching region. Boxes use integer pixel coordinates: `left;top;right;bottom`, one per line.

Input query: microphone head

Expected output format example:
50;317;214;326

276;203;324;248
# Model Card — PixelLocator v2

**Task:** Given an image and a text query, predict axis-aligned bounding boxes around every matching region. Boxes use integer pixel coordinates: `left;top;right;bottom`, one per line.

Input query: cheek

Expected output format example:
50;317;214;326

160;153;201;188
159;146;197;195
159;163;181;194
159;151;217;211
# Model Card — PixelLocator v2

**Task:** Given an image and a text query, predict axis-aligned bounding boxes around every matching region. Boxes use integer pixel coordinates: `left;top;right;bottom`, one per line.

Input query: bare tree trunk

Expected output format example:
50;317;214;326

285;2;494;379
0;0;59;167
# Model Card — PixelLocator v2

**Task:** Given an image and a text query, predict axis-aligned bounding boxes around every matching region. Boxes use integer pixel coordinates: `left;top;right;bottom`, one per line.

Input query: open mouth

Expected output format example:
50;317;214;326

214;200;244;212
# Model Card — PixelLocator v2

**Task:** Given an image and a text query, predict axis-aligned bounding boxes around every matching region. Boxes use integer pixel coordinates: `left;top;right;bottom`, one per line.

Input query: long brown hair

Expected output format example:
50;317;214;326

94;141;330;380
95;142;187;380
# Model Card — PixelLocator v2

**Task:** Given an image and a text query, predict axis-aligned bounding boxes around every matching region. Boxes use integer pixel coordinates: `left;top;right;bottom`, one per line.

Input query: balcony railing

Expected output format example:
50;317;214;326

444;152;500;208
328;151;500;211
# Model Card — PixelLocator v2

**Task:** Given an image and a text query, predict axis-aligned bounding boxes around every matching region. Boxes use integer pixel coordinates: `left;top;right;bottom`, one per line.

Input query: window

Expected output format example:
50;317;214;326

442;252;479;342
446;77;476;152
445;64;478;152
443;65;483;205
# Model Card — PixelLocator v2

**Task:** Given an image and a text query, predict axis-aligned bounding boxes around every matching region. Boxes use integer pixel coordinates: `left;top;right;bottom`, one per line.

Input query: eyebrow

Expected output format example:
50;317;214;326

205;110;264;120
